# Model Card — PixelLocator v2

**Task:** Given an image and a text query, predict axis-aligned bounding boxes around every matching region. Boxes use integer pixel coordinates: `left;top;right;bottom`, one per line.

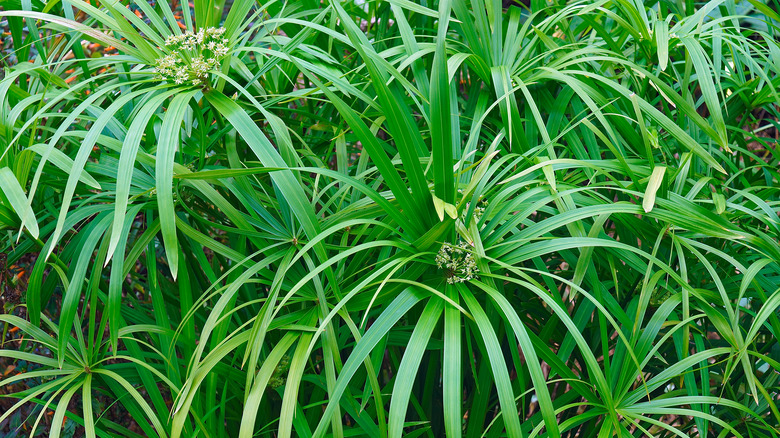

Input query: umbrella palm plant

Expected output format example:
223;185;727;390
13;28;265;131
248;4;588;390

1;0;779;437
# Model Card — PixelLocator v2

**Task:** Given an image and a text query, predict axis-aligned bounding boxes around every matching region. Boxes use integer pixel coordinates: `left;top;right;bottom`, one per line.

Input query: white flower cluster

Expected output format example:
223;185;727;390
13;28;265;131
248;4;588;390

461;199;488;224
435;241;479;284
155;27;230;86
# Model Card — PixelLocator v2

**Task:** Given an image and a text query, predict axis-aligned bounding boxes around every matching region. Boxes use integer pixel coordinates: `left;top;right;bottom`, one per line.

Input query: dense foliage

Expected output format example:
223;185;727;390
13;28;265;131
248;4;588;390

1;0;779;436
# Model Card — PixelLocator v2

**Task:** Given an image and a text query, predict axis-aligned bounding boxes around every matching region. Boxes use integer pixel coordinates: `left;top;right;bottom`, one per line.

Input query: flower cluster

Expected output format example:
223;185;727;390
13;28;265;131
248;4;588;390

155;27;230;86
461;199;488;224
435;241;479;284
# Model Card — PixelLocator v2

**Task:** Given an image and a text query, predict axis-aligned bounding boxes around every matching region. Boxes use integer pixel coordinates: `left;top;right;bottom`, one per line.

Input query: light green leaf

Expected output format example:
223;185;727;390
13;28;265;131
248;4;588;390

643;166;666;213
0;167;38;238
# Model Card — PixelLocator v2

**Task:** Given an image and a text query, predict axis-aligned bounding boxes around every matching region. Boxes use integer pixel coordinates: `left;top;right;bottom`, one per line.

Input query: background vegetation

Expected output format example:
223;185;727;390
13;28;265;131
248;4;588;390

1;0;779;436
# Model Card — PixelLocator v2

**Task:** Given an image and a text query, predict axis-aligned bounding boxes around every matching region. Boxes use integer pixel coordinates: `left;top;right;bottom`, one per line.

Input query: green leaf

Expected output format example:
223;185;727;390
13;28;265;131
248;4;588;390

0;167;38;238
311;288;426;438
156;91;197;279
387;298;444;437
430;0;456;204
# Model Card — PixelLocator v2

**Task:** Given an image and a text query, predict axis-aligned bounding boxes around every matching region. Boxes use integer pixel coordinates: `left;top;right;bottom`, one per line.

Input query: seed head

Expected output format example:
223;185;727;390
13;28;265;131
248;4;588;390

461;198;489;224
436;241;479;284
155;27;231;87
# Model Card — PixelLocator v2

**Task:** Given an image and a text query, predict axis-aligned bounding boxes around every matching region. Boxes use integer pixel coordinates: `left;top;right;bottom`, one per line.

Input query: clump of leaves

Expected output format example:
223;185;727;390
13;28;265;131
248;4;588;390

0;0;778;437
